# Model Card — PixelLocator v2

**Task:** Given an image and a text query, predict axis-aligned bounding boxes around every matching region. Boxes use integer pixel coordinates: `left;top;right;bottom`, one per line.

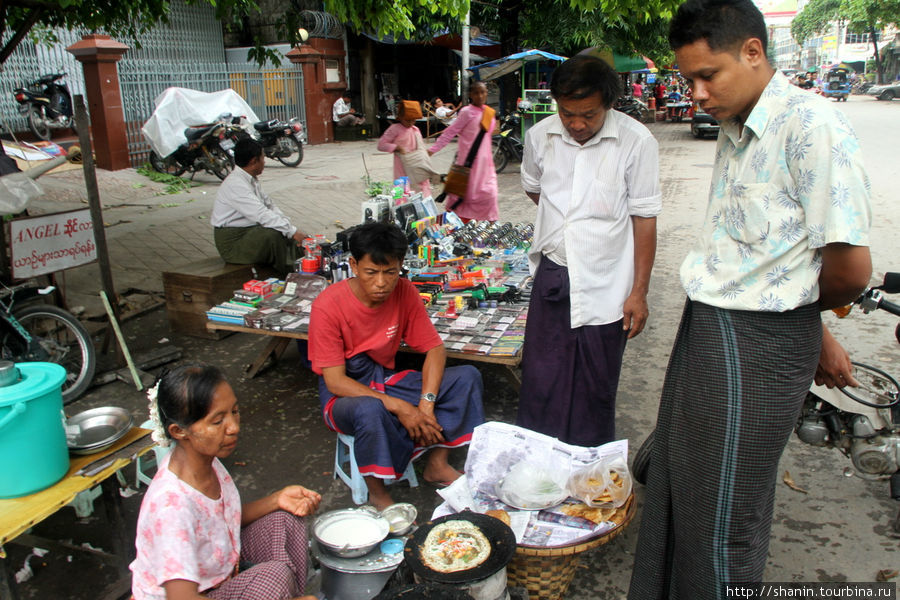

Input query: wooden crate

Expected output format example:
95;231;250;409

162;258;268;339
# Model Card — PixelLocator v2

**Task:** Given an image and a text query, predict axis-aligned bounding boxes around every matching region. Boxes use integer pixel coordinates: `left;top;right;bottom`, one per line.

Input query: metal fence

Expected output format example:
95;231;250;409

1;0;306;168
120;61;306;166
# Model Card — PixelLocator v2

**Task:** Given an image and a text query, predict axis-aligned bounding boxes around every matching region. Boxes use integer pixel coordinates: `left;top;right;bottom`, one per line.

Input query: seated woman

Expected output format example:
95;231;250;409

308;222;485;510
131;364;321;600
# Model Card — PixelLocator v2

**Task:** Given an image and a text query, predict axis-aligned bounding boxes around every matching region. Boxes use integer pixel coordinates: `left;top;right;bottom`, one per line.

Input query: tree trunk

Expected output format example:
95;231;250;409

868;24;883;84
498;0;522;115
360;39;378;133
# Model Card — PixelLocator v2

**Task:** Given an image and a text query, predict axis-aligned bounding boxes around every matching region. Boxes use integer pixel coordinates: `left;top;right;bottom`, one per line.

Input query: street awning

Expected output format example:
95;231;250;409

466;49;568;82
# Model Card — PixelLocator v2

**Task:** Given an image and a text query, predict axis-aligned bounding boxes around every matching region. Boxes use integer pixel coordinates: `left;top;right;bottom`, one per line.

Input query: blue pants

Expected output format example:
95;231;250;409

319;354;484;479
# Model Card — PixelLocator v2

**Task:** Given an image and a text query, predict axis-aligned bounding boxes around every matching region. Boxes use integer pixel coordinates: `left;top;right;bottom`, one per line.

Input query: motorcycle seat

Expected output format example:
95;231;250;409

184;124;215;141
253;119;280;132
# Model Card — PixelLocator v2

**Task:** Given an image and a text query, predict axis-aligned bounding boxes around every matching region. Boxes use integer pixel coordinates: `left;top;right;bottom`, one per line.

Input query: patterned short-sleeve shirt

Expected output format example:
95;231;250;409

130;453;242;600
680;71;872;311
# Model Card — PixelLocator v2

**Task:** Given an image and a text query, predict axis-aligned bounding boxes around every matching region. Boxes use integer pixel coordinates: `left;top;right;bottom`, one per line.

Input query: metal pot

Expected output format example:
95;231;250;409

313;508;390;558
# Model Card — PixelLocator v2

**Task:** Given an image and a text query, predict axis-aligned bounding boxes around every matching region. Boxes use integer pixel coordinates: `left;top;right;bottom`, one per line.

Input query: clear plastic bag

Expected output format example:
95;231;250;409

567;453;632;508
495;461;570;510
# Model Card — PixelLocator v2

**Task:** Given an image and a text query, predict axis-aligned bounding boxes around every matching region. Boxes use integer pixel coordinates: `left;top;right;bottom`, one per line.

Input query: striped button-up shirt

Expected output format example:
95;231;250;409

522;110;662;328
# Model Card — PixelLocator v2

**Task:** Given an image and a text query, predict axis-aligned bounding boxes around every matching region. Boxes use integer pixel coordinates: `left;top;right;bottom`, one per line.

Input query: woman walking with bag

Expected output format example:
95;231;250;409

428;81;499;222
378;100;440;197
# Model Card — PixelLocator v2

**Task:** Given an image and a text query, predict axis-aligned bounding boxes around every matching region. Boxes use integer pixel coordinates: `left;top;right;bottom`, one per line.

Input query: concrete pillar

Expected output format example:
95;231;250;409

66;34;130;171
286;44;329;144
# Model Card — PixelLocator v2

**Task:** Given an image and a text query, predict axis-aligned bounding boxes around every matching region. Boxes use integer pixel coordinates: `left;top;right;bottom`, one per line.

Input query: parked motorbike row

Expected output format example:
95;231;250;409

632;272;900;528
147;113;305;180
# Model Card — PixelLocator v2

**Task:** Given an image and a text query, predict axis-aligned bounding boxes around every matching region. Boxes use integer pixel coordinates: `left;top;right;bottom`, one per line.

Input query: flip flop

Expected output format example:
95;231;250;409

425;480;453;489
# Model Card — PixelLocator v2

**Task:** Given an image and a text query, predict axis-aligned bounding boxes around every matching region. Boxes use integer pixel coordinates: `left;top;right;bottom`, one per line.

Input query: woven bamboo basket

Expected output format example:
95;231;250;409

505;494;636;600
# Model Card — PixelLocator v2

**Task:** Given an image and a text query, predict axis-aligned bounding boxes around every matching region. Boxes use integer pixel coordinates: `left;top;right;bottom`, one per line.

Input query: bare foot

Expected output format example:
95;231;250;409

365;476;395;511
422;463;463;485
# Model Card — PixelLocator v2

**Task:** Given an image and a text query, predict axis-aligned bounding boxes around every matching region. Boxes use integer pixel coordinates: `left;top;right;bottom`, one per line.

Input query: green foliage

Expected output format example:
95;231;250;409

790;0;841;45
137;164;199;195
323;0;469;38
474;0;679;68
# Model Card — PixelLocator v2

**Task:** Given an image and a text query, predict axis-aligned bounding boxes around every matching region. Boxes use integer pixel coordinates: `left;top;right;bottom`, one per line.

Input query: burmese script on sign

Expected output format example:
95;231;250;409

10;209;97;278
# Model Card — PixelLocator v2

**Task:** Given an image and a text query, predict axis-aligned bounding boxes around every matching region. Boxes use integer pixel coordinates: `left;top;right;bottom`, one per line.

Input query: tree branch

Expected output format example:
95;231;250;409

0;7;43;65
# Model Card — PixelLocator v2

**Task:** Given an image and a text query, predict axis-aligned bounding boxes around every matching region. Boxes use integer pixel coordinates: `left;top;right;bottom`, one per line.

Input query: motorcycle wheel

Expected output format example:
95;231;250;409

276;137;304;167
691;121;704;139
8;304;96;404
27;106;50;141
149;150;187;176
492;140;509;174
631;429;655;485
208;146;235;181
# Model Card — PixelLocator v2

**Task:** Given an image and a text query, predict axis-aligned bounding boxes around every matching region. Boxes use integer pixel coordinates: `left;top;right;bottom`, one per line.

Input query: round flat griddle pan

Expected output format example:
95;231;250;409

403;510;516;584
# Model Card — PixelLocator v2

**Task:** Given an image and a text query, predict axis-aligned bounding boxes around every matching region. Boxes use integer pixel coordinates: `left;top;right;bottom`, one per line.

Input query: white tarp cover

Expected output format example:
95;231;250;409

141;87;260;158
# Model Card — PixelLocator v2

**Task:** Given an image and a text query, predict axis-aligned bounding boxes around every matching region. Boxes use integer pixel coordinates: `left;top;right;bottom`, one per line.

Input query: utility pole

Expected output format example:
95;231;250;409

461;10;470;102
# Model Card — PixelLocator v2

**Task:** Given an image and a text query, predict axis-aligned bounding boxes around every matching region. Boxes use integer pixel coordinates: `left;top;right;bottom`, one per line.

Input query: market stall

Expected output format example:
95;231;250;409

467;49;568;135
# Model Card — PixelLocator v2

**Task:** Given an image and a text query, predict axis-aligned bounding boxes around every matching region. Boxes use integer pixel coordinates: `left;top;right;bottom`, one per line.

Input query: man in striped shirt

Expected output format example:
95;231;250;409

516;55;662;447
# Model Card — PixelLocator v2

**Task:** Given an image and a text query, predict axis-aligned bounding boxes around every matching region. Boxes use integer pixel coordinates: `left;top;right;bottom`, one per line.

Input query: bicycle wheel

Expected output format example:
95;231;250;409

12;304;96;404
275;136;304;167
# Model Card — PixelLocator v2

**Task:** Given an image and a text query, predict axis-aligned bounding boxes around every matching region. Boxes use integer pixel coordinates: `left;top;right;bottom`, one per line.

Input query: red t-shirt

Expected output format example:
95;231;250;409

308;278;442;374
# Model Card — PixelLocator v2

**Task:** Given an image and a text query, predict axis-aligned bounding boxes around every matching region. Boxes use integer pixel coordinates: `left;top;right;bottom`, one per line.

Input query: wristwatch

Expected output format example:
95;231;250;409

420;392;437;404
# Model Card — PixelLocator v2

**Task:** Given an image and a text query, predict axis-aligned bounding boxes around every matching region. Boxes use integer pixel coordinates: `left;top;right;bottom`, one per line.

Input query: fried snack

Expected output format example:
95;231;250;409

560;502;618;524
485;509;511;526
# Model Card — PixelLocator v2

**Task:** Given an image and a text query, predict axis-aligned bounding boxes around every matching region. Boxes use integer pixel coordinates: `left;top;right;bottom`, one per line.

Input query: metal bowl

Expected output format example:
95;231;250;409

313;508;390;558
381;503;417;536
66;406;133;455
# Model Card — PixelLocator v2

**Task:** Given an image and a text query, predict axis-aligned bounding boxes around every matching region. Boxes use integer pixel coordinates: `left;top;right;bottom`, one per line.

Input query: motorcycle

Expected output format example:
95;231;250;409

227;116;305;167
12;73;76;141
492;111;524;174
632;273;900;525
615;96;651;122
148;116;235;181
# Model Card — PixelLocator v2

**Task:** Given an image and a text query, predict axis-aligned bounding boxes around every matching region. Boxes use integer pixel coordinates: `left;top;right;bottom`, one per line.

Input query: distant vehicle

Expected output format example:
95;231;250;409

690;105;719;139
866;81;900;101
823;67;851;101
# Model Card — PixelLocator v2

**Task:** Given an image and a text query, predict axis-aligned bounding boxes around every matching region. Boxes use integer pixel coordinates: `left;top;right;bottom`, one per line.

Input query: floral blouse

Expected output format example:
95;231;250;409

130;453;242;600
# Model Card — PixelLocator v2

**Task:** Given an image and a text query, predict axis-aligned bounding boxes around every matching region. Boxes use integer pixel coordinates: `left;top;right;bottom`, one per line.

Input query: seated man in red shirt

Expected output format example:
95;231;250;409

308;222;485;510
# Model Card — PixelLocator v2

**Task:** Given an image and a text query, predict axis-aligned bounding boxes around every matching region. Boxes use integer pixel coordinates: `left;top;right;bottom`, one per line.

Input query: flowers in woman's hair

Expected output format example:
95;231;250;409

145;381;171;447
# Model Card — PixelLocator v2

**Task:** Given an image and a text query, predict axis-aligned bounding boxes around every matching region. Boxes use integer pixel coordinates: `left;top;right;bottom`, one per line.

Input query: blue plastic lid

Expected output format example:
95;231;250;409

380;538;404;555
0;362;66;407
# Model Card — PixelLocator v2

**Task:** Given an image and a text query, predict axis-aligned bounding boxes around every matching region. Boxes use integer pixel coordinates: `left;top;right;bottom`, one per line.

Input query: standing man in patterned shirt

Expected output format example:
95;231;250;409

629;0;872;597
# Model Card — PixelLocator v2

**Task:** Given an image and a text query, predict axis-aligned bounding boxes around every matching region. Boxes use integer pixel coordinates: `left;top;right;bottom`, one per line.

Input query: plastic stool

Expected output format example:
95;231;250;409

334;433;418;505
135;420;173;488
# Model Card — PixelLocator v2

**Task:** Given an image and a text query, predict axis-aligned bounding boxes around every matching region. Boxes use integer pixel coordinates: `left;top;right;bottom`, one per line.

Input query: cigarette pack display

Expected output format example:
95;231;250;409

259;294;295;309
234;289;261;303
284;273;328;299
263;313;306;332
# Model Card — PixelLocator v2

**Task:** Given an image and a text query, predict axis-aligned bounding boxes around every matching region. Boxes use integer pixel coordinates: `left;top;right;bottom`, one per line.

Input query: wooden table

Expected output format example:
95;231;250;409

205;322;522;388
0;427;155;600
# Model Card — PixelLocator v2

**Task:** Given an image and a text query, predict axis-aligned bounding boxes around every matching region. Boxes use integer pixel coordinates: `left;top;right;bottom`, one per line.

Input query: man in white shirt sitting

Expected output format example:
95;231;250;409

516;54;661;447
333;91;364;127
210;138;306;276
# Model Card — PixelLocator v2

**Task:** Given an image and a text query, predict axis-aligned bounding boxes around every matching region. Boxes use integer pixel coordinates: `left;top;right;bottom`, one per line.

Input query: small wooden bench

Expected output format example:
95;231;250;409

162;258;276;339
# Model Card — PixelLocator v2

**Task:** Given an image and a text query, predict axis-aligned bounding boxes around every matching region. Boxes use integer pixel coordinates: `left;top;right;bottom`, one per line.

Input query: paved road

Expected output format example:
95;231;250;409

14;94;900;599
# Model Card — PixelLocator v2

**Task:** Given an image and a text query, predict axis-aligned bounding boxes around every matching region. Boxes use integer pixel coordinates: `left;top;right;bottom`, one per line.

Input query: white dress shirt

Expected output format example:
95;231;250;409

210;166;296;238
333;98;351;122
522;110;662;327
